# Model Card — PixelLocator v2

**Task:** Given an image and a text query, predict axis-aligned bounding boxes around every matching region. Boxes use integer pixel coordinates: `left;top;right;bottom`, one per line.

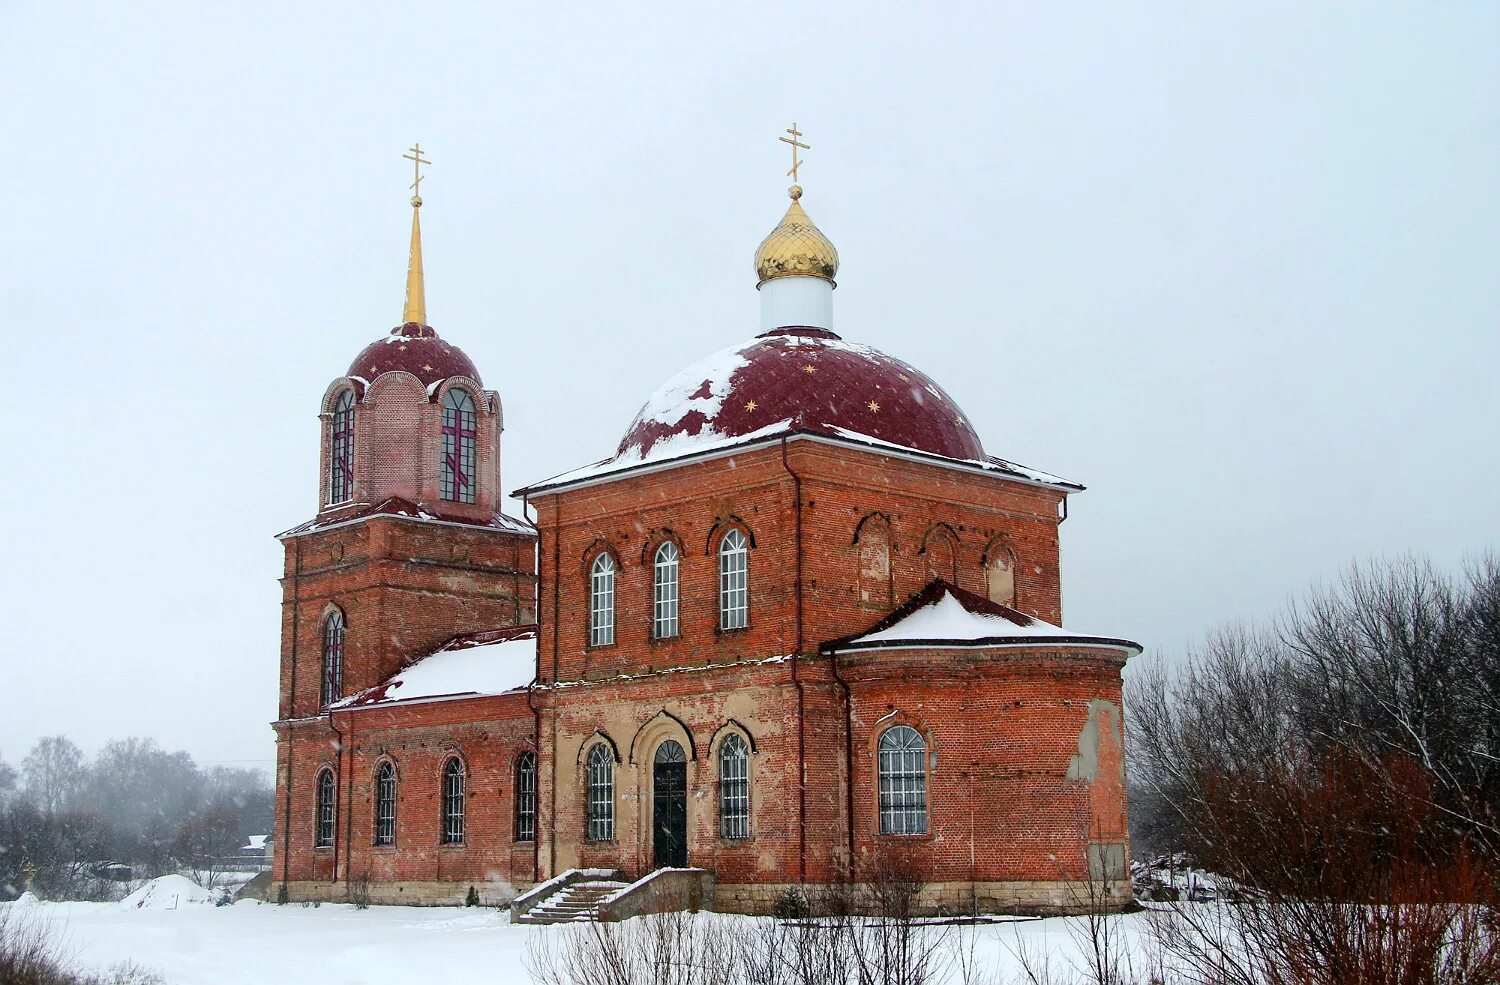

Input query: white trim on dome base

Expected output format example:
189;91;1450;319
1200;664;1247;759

759;276;833;333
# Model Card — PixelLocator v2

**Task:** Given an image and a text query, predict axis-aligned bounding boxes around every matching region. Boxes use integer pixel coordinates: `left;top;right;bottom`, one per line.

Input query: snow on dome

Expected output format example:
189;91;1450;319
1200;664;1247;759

347;322;483;388
617;327;984;463
334;626;537;710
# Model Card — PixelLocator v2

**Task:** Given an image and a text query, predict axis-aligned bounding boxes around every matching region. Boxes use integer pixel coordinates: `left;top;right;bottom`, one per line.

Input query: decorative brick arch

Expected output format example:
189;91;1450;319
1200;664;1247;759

629;709;697;765
919;524;960;584
578;539;623;576
704;516;757;554
575;730;621;766
708;718;758;756
639;528;685;565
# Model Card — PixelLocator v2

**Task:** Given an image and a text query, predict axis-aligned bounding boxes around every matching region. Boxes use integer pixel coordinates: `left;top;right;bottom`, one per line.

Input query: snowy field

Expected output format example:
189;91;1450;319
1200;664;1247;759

4;890;1155;985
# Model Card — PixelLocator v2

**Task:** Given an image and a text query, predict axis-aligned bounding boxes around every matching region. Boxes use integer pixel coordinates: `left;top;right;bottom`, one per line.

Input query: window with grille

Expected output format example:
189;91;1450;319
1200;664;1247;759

718;529;748;630
440;757;465;845
590;554;616;646
314;769;336;848
515;752;536;843
440;389;477;504
373;762;396;846
653;542;680;639
320;610;345;708
586;743;614;841
877;725;928;835
329;389;355;505
719;733;750;839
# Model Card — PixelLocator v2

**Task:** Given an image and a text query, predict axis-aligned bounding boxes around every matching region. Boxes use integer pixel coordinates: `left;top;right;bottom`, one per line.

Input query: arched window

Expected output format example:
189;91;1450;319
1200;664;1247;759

589;554;616;647
986;547;1017;606
440;389;477;504
373;761;396;846
440;757;465;845
858;520;893;608
923;529;957;584
586;743;614;841
877;725;928;836
514;752;537;843
329;390;356;505
314;768;336;848
653;542;680;640
320;610;345;708
718;529;749;631
718;733;750;839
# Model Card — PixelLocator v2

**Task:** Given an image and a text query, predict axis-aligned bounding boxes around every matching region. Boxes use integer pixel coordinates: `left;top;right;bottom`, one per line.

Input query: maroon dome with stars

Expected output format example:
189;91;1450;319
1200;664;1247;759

617;327;984;462
348;322;483;388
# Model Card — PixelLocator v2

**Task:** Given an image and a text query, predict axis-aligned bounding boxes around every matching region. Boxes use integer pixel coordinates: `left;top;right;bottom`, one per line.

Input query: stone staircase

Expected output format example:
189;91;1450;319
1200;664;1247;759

513;875;630;924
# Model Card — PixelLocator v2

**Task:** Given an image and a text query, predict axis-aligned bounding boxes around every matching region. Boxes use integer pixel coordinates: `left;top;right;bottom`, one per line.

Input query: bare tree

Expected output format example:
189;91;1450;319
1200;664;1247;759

20;737;83;815
174;801;241;888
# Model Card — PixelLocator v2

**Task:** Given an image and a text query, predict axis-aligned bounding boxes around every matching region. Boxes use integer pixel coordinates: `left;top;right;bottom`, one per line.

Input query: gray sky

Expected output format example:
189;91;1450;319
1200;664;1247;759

2;3;1496;775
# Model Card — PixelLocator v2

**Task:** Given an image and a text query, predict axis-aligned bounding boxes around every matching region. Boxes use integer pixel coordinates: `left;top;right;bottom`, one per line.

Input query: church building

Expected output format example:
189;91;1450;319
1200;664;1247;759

270;137;1139;915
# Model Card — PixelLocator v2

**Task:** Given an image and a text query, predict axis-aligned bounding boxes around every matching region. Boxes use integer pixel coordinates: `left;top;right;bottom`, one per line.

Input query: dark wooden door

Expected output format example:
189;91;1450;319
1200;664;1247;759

653;741;688;869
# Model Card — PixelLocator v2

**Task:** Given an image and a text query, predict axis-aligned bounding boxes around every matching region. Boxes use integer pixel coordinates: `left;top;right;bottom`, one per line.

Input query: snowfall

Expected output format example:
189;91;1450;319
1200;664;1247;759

3;876;1158;985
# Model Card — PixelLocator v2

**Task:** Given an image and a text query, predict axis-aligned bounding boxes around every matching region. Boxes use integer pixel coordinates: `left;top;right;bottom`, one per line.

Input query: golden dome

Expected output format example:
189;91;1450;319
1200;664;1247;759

754;185;839;287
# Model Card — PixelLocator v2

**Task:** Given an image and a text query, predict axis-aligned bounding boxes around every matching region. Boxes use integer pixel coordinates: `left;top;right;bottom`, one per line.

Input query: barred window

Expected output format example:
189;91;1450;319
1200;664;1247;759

590;554;616;647
314;768;336;849
877;725;928;836
320;610;345;708
718;529;748;631
718;733;750;839
586;743;614;841
440;389;477;504
373;761;396;846
329;389;356;505
515;752;536;843
440;757;465;845
653;542;680;640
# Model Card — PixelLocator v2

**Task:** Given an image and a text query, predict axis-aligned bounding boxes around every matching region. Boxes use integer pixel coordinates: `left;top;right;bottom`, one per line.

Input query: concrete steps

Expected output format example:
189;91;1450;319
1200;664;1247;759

515;879;630;924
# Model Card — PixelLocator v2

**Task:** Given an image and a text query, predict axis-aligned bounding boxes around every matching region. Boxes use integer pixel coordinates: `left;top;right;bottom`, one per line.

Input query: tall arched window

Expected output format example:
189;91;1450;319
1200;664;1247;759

589;554;616;646
718;529;749;631
440;757;466;845
718;733;750;839
985;547;1017;606
877;725;928;836
653;542;680;640
440;389;477;504
329;390;356;505
858;520;893;608
923;529;957;584
514;752;537;843
320;610;345;708
373;761;396;846
586;743;614;841
314;768;336;848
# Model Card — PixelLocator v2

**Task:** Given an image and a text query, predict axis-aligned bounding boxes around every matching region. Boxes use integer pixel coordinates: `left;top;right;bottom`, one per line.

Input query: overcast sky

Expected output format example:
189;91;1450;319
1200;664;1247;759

2;3;1496;775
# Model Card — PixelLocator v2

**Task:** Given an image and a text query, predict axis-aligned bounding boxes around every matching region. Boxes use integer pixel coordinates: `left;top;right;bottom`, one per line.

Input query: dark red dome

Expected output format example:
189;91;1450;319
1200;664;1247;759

348;323;483;388
618;327;984;462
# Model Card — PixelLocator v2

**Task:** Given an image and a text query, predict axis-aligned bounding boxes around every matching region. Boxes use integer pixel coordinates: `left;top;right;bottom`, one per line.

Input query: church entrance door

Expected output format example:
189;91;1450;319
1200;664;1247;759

652;740;688;869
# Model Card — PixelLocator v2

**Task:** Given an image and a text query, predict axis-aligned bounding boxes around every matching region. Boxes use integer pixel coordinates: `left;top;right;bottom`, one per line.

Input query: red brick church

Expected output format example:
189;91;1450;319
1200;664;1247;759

270;141;1139;914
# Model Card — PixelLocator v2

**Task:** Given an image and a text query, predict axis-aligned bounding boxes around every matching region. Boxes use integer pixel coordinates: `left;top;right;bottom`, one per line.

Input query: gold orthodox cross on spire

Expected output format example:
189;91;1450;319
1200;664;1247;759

403;142;431;206
780;123;809;184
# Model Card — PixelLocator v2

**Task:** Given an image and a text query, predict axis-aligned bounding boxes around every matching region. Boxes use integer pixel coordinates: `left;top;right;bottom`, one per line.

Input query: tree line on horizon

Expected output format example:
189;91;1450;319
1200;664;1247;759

0;736;272;900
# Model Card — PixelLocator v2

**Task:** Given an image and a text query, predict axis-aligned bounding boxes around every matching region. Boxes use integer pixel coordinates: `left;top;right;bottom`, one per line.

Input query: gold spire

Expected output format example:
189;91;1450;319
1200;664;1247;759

755;124;839;287
401;143;430;326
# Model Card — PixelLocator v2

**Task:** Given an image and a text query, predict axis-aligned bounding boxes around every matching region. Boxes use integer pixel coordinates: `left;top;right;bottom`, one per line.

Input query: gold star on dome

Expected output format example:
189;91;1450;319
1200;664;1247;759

802;364;817;374
898;373;909;382
399;344;408;352
954;413;964;425
423;363;434;372
369;365;378;373
867;400;881;412
744;400;759;412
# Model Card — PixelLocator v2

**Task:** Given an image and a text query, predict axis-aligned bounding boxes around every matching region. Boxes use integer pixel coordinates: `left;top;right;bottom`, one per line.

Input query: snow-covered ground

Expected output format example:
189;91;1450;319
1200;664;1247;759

4;892;1156;985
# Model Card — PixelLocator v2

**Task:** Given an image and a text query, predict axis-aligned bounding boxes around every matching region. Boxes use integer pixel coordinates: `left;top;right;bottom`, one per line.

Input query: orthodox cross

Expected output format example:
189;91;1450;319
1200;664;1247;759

403;143;431;201
780;123;809;183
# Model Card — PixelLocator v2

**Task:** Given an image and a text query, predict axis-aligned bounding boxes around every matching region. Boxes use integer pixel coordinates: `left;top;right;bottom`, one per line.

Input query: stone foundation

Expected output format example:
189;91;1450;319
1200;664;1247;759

271;879;527;907
713;880;1133;917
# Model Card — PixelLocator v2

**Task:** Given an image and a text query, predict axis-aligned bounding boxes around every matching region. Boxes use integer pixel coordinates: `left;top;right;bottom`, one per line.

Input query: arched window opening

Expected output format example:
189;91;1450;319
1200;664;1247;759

877;725;928;836
586;743;614;841
718;733;750;839
986;548;1017;606
373;762;396;846
329;390;356;505
440;389;477;504
320;610;345;708
923;531;957;584
653;542;680;640
440;757;466;845
589;554;616;647
859;521;893;608
314;769;336;849
514;752;537;843
718;529;749;631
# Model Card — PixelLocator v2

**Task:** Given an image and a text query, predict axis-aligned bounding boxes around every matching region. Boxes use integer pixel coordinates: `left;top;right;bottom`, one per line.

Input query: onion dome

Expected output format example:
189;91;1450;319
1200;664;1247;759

347;322;483;388
754;185;839;287
617;326;983;462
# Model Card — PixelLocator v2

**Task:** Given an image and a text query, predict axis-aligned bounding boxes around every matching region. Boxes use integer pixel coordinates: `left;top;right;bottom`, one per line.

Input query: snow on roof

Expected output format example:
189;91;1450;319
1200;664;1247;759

243;835;268;851
278;496;537;540
334;626;538;711
824;426;1078;489
822;581;1140;655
